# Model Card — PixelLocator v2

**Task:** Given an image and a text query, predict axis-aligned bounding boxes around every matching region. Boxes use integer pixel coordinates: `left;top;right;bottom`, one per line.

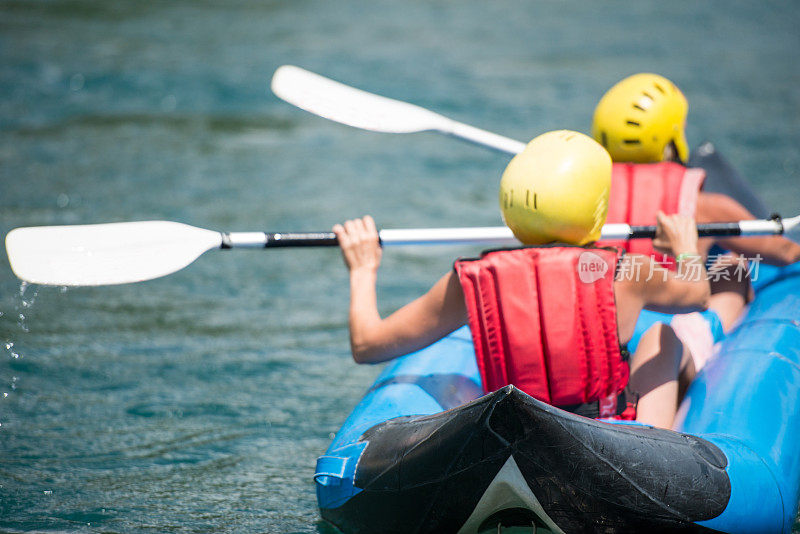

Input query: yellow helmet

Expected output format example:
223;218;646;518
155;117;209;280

499;130;611;246
591;73;689;164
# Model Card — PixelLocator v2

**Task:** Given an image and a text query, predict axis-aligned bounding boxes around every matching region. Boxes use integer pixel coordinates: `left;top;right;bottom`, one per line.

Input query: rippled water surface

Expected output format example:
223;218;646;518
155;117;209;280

1;0;799;532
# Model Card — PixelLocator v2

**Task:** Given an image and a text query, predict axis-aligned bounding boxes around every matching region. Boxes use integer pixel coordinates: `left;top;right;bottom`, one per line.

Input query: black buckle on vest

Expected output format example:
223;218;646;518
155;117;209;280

557;392;627;419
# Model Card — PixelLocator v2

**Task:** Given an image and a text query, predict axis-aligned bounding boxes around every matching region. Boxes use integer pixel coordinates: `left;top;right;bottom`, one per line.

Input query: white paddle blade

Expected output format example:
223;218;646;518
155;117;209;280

271;65;449;134
5;221;223;286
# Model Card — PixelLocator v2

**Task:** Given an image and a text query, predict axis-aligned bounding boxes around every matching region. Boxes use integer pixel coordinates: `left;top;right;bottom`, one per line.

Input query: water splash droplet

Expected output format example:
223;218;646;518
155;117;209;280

19;286;39;309
17;314;29;333
6;343;20;359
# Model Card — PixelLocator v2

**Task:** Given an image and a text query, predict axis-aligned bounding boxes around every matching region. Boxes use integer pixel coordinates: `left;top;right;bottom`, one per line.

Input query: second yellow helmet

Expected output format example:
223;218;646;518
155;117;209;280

591;73;689;164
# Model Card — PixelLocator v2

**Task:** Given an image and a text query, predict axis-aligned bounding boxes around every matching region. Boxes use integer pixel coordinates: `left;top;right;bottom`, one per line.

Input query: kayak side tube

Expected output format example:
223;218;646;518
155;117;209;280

315;326;483;510
675;265;800;534
316;266;800;533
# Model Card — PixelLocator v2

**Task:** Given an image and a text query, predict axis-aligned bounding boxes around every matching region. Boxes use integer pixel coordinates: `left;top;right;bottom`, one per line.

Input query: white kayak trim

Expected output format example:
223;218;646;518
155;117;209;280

456;455;566;534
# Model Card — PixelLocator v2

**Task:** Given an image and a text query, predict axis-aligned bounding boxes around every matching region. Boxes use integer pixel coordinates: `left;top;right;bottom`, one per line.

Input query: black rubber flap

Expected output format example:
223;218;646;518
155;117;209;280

322;387;730;533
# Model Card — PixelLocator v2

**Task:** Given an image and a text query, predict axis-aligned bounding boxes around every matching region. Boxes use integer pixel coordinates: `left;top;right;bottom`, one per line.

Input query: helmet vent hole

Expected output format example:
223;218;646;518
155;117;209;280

642;91;654;100
600;131;608;147
632;103;645;111
626;120;640;127
623;139;641;145
525;190;537;209
524;191;538;210
654;83;666;94
505;190;513;208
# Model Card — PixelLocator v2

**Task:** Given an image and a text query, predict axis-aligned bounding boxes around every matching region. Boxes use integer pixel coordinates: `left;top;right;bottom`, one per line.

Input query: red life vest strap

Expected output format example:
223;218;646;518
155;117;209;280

455;246;629;418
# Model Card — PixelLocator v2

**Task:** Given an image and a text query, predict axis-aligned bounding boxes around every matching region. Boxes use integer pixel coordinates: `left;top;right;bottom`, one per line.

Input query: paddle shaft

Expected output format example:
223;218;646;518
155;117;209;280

7;216;794;286
220;219;787;249
444;121;526;155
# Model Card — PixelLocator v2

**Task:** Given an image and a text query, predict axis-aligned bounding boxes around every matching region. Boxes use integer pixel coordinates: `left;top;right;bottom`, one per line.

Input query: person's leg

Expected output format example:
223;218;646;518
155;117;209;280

677;342;696;404
670;312;717;374
670;254;750;374
707;254;751;332
630;323;683;428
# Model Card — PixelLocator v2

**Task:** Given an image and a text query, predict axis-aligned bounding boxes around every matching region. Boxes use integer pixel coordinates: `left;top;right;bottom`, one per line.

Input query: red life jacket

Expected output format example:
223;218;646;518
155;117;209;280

455;246;630;419
600;162;705;270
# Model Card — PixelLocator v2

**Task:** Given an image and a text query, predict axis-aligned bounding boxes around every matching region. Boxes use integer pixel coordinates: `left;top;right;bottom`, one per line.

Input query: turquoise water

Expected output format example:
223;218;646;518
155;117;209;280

1;0;798;531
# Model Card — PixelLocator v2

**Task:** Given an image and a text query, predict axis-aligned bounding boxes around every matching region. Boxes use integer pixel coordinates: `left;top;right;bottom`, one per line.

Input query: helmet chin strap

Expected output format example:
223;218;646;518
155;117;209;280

662;141;682;163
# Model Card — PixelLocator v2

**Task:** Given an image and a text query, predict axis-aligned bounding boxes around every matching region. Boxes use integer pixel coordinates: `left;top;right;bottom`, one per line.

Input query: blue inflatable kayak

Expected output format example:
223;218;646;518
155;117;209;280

315;145;800;533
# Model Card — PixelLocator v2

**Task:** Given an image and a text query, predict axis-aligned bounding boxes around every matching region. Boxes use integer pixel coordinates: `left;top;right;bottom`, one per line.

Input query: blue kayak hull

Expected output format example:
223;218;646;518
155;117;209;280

315;264;800;533
315;145;800;532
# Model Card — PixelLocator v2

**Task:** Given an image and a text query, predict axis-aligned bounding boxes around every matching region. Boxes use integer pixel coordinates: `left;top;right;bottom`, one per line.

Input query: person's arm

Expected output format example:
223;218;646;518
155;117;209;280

333;216;466;364
635;258;710;314
696;192;800;266
617;212;710;321
644;212;710;312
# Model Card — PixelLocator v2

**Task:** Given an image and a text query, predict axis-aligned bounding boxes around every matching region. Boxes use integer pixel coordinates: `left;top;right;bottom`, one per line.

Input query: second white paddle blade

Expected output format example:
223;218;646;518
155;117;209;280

5;221;223;286
271;65;448;134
